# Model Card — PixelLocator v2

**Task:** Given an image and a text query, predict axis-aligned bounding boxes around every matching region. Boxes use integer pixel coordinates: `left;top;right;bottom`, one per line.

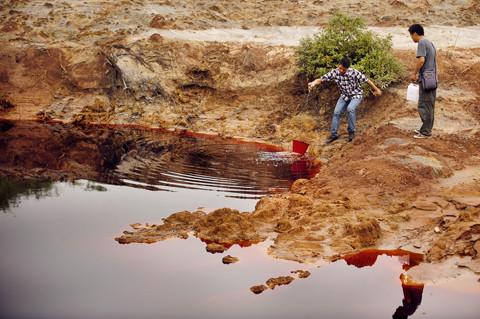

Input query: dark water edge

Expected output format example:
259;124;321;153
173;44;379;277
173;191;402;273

0;120;319;208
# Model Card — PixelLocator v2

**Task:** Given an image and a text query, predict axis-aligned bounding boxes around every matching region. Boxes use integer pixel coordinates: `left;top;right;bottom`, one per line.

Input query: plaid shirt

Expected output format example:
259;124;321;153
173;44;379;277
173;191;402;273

321;68;369;100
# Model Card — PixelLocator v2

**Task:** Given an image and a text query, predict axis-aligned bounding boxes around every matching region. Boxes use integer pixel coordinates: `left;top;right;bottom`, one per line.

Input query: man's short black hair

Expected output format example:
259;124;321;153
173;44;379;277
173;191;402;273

408;24;424;36
340;57;351;68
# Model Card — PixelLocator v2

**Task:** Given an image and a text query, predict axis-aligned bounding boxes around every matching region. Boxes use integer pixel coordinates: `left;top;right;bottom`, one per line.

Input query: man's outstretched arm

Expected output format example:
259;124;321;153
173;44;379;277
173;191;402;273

367;79;382;96
308;69;336;91
308;78;323;91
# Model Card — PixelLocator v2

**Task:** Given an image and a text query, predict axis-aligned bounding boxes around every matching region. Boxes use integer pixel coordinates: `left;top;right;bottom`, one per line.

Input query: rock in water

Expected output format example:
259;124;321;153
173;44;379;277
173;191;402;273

266;276;295;289
291;270;311;278
206;243;227;254
222;255;239;264
250;285;268;295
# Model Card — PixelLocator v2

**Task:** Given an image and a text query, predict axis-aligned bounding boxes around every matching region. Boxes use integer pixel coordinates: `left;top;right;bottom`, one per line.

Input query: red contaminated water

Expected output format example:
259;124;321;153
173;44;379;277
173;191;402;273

1;122;478;319
85;121;286;152
6;120;319;198
342;249;424;271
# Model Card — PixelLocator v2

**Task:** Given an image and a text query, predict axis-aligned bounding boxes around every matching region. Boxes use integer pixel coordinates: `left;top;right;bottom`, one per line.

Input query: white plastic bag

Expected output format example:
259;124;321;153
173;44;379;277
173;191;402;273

406;83;419;103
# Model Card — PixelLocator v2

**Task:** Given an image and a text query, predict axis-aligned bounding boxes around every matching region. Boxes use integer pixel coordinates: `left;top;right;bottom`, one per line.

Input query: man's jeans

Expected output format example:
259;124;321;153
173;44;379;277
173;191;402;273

418;84;437;136
330;97;363;137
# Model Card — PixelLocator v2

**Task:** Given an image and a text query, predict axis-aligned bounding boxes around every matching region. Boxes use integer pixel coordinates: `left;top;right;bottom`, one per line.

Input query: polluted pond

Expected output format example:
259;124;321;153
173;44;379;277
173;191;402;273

0;120;479;319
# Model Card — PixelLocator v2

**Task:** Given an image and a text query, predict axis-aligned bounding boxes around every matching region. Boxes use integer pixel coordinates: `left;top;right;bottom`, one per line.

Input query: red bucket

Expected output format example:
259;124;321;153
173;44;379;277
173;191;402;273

292;140;309;155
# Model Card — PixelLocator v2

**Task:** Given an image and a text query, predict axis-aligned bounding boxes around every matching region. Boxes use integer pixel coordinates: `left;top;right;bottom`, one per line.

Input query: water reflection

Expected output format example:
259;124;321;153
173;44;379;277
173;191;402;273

109;142;317;199
83;180;108;192
1;181;479;319
0;179;110;212
0;121;319;200
393;274;424;319
343;249;424;271
0;178;56;211
342;249;425;319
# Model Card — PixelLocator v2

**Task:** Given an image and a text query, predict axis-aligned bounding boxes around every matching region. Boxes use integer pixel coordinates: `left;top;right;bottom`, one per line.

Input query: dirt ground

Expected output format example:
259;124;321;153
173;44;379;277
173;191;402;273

1;1;480;286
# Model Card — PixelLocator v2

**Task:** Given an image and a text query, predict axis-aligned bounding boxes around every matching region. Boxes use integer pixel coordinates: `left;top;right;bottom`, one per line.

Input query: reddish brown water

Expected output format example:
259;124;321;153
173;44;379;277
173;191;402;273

108;139;318;199
0;120;320;199
343;249;424;271
0;123;478;319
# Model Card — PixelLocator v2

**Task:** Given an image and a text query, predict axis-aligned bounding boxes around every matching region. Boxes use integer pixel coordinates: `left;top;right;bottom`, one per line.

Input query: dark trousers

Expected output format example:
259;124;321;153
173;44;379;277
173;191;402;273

418;84;436;136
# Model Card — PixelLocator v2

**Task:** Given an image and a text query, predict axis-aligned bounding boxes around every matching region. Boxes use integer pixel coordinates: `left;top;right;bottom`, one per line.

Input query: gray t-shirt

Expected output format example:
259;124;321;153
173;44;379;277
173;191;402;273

416;38;436;74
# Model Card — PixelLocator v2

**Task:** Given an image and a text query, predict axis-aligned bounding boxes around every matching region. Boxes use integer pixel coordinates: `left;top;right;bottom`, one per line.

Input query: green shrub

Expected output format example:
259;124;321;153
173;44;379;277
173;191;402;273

297;13;403;91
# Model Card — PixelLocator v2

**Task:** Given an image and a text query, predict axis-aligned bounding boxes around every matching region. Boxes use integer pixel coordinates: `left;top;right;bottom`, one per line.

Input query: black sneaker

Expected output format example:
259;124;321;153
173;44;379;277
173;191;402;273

348;133;355;142
324;135;338;145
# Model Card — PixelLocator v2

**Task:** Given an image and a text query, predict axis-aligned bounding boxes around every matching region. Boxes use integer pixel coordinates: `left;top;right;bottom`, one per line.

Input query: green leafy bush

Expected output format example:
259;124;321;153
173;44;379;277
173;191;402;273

297;13;403;91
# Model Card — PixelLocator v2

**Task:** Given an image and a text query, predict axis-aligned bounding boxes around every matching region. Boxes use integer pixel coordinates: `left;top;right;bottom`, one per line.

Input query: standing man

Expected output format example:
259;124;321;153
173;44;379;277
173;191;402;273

408;24;437;139
308;57;382;144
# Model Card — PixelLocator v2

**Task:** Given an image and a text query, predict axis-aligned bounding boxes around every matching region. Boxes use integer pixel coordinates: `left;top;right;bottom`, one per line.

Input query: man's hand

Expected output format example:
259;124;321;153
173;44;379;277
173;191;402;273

373;88;382;97
367;79;382;97
410;72;419;82
308;79;320;92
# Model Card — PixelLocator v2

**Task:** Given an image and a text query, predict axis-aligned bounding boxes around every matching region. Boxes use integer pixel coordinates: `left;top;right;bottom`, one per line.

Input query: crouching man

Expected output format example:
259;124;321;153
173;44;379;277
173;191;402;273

308;57;382;144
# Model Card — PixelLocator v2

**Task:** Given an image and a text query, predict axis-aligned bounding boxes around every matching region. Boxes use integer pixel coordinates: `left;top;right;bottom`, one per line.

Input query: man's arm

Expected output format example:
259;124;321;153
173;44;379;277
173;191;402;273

411;56;425;82
357;70;382;97
308;69;335;92
308;78;323;91
367;79;382;96
411;40;426;82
